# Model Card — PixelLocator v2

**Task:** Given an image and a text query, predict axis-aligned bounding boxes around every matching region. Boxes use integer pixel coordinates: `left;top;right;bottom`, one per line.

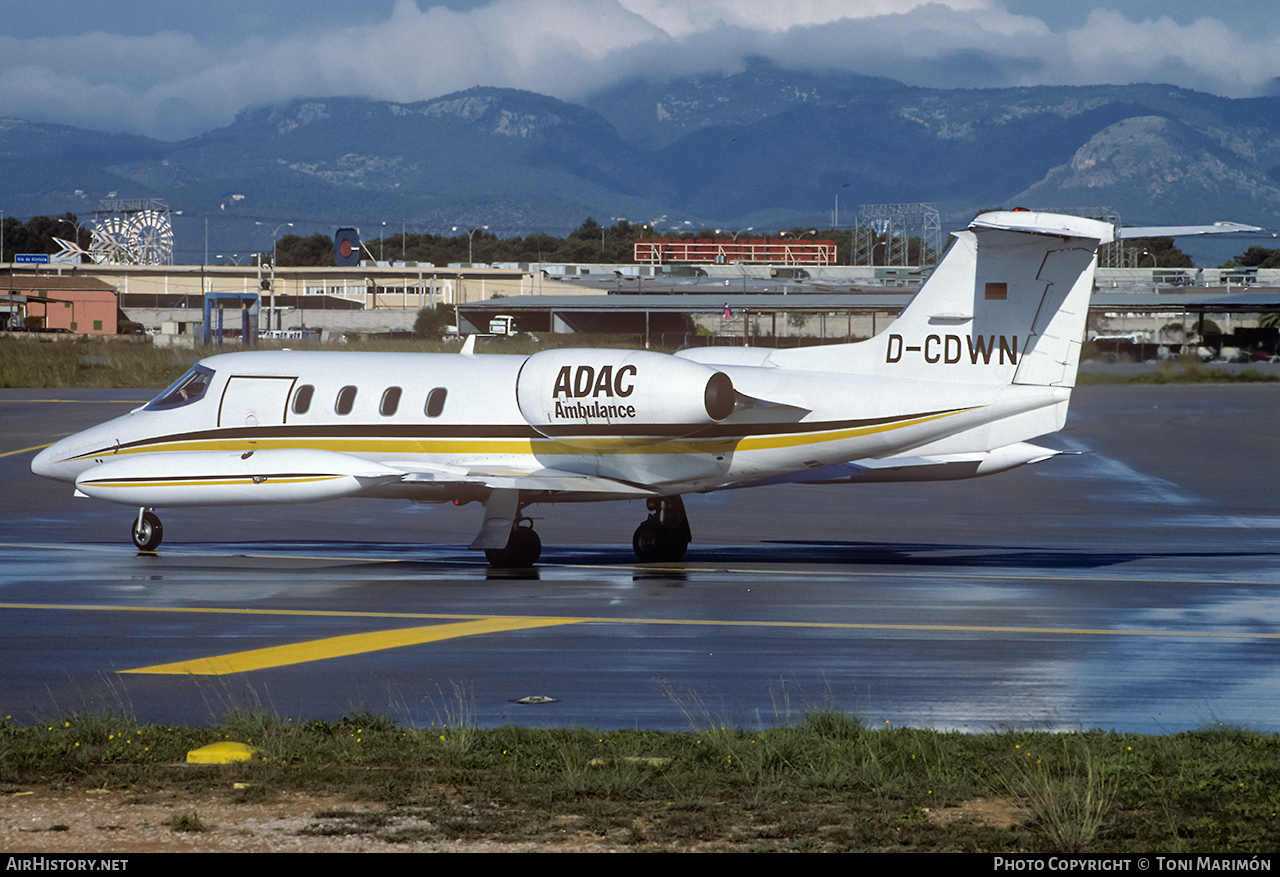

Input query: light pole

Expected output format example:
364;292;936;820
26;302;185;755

452;225;488;264
718;227;753;266
58;217;88;262
255;221;293;333
608;217;628;257
779;229;816;266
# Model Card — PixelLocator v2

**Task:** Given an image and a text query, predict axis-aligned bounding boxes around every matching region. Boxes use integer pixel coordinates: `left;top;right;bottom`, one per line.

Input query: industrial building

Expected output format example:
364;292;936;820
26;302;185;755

1;274;119;334
1;244;1278;355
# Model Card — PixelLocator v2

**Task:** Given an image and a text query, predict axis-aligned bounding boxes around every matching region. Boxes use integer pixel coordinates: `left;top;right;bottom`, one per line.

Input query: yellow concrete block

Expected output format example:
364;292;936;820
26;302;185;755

186;741;260;764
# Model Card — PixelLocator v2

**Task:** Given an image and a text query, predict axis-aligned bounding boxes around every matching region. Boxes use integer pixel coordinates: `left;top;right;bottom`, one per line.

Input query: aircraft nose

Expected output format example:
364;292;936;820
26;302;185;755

31;441;71;481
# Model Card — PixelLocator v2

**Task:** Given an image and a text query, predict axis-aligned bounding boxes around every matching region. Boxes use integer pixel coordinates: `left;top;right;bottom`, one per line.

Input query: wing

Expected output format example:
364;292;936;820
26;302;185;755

730;441;1061;487
384;460;659;550
385;460;658;496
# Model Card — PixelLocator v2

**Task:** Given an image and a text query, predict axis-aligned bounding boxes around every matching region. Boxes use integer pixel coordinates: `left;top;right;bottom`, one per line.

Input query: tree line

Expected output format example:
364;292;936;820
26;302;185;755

0;213;92;257
276;217;643;266
1220;246;1280;270
276;218;936;268
3;213;1275;269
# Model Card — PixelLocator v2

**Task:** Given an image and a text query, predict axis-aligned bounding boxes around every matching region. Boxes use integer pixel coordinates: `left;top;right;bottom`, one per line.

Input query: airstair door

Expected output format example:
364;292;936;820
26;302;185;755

218;375;297;428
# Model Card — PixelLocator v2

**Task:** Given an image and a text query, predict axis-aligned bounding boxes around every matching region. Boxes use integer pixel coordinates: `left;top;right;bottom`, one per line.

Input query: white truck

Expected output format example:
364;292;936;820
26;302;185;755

487;315;519;336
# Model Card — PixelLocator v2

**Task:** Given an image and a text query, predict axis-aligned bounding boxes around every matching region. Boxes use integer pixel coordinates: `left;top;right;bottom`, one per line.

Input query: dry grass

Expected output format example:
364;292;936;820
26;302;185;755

2;710;1277;852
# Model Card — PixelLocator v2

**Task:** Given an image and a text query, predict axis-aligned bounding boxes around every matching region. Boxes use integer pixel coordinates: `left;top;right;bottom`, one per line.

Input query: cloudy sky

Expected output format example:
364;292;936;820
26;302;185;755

2;0;1277;141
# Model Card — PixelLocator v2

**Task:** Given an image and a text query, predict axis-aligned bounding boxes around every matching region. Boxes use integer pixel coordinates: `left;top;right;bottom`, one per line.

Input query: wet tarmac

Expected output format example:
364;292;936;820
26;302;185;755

2;385;1279;733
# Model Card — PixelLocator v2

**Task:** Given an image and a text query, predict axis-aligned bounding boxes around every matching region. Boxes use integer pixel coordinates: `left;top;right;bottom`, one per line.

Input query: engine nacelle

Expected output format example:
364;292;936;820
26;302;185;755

516;349;735;447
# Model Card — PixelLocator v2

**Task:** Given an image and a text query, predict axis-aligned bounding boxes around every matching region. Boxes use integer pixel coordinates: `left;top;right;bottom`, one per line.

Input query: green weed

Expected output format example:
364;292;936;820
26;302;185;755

1004;735;1116;851
429;680;477;759
168;811;208;832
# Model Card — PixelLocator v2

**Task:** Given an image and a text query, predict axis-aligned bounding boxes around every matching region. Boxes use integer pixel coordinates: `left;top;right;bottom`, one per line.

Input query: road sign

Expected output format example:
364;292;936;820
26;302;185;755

15;254;50;264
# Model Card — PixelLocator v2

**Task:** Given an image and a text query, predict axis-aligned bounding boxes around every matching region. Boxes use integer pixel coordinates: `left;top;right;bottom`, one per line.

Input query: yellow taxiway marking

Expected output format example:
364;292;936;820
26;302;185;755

122;616;578;675
3;398;143;456
0;443;53;458
3;601;1279;677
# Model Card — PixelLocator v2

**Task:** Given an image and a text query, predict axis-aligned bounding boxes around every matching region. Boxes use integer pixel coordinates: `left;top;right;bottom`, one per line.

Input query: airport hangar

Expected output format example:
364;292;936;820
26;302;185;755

4;251;1279;348
454;282;1280;352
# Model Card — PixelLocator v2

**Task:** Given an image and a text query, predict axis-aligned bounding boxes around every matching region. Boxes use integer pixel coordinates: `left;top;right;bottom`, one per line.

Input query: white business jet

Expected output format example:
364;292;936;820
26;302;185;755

29;211;1248;566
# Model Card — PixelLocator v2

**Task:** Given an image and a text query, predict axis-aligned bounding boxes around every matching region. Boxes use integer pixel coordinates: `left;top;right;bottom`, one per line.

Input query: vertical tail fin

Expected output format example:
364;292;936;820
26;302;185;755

773;211;1113;387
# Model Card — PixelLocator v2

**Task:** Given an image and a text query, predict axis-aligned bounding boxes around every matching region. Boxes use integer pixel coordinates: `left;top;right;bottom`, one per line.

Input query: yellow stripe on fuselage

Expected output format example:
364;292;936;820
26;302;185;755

734;409;967;452
75;408;976;462
82;475;346;489
75;438;538;459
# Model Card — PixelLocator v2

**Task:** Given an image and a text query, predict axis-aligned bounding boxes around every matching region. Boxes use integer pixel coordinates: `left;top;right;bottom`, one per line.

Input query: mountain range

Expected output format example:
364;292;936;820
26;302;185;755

1;61;1276;264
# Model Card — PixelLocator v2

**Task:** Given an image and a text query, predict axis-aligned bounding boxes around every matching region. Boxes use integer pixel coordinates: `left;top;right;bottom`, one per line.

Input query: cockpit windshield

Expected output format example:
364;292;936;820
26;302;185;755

145;364;216;411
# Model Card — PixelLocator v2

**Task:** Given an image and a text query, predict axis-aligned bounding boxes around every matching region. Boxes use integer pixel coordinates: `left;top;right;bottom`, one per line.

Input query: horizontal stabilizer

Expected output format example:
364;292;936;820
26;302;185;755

1117;222;1263;238
970;213;1115;243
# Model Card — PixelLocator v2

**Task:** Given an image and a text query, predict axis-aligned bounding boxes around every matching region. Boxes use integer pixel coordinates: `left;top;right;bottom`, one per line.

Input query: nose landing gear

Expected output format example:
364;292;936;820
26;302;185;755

132;508;163;551
632;496;690;563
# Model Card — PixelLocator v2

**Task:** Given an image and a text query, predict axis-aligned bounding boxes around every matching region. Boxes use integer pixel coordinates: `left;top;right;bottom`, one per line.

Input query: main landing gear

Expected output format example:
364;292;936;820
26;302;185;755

480;495;692;567
633;496;691;563
132;508;163;551
484;514;542;568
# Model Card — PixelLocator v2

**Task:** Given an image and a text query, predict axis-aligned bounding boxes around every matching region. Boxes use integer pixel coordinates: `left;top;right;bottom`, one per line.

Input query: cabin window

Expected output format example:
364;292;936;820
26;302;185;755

380;387;402;416
292;384;314;415
335;385;357;415
145;364;215;411
425;387;447;417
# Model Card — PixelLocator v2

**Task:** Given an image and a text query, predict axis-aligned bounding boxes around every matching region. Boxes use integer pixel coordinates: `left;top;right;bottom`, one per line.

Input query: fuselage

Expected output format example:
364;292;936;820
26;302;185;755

31;346;1063;505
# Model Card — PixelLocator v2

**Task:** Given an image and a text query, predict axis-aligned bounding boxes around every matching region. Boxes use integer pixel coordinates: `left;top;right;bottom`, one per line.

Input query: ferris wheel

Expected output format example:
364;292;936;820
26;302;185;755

122;209;174;265
54;199;176;265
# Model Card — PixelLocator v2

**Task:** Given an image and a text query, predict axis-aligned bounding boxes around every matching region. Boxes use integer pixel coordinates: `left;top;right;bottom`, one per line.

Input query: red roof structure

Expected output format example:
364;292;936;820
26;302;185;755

634;238;837;266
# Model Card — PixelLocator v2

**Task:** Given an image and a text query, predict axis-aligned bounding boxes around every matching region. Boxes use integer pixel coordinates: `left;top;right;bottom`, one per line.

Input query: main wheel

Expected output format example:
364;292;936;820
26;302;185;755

485;526;541;568
131;512;163;551
632;519;665;562
633;520;687;562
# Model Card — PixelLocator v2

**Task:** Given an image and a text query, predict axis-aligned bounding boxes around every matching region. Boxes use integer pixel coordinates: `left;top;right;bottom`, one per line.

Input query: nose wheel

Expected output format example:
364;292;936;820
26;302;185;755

633;496;690;562
131;509;163;551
